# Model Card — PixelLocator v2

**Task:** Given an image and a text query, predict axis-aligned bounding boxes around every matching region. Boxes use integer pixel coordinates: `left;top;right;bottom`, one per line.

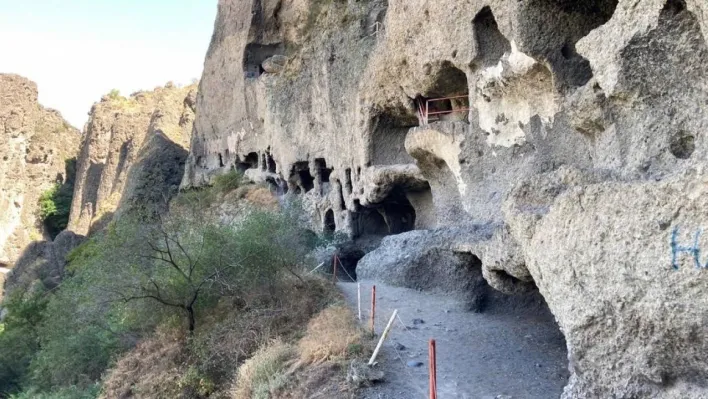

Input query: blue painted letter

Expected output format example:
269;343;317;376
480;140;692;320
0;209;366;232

671;227;705;269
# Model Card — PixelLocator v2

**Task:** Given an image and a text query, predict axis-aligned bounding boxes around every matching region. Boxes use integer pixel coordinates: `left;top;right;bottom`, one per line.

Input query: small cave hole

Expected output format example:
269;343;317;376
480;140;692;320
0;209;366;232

472;6;511;67
291;161;314;193
243;43;284;79
324;209;336;234
370;106;418;165
266;153;277;173
337;182;346;210
236;152;260;173
669;131;695;159
315;158;332;183
560;43;574;60
344;168;353;193
663;0;686;16
419;62;470;124
218;153;225;168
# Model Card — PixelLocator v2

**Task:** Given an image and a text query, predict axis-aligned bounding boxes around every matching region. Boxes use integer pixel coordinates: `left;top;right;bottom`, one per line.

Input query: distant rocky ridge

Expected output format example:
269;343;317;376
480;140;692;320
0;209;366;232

69;83;197;235
2;80;197;298
0;74;80;269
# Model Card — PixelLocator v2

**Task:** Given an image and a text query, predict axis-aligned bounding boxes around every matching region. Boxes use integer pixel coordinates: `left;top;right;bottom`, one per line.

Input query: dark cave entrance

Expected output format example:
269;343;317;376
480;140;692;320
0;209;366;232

243;43;284;79
314;158;333;195
369;106;418;165
519;0;619;88
235;152;260;173
265;149;277;173
352;187;417;238
324;209;336;234
473;7;511;68
418;61;470;124
290;162;314;194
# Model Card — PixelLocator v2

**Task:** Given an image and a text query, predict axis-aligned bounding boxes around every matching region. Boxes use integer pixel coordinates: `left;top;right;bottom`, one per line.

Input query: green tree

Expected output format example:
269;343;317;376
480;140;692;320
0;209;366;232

0;289;48;395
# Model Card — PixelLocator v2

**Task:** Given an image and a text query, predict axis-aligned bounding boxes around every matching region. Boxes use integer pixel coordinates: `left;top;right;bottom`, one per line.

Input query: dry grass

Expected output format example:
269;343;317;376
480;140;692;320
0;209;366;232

190;277;339;392
244;185;279;210
100;327;187;399
231;340;296;399
298;305;363;364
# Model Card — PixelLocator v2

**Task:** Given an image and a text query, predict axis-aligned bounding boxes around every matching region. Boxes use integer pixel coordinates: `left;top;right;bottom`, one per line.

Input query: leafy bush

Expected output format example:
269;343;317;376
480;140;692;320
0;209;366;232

37;159;76;238
0;289;48;396
212;170;244;194
107;89;121;100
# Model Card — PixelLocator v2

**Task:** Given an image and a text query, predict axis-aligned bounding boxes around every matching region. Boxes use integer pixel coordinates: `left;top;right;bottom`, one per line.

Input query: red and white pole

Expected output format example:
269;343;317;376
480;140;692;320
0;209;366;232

429;339;437;399
370;285;376;335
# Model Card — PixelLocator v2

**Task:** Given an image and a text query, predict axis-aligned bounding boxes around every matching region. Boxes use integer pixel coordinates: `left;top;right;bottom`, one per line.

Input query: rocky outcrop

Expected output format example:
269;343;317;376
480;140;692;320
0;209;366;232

4;230;85;297
183;0;708;397
0;74;80;268
68;84;197;235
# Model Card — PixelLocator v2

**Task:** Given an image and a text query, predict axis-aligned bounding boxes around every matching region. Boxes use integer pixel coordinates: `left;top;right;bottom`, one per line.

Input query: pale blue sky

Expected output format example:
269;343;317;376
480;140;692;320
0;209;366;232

0;0;217;127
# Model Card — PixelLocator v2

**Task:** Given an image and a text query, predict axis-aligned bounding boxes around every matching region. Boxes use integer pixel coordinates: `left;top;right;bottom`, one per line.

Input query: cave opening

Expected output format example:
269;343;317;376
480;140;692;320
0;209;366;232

235;152;260;173
419;62;470;124
369;106;418;165
353;206;389;237
290;161;314;193
218;153;225;168
243;43;284;79
472;7;511;68
314;158;332;183
314;158;333;196
344;168;353;194
351;187;417;238
324;209;336;234
266;154;276;173
336;182;346;210
521;0;619;88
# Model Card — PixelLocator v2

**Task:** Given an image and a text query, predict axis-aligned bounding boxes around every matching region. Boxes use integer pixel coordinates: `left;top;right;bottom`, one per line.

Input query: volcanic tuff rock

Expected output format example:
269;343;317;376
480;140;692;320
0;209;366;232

184;0;707;397
69;83;197;235
0;74;80;268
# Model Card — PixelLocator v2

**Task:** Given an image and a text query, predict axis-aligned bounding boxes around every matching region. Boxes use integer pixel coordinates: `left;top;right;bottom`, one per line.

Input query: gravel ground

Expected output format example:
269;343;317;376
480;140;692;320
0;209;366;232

338;281;569;399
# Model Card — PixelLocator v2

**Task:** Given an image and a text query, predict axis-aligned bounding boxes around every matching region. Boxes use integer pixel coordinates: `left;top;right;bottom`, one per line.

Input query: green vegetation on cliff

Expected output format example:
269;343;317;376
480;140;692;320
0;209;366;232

1;183;366;398
37;159;76;239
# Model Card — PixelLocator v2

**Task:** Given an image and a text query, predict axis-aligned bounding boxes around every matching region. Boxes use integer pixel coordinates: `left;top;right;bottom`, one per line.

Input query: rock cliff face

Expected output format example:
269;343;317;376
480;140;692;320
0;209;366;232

184;0;708;397
0;74;80;268
3;84;197;299
69;84;197;235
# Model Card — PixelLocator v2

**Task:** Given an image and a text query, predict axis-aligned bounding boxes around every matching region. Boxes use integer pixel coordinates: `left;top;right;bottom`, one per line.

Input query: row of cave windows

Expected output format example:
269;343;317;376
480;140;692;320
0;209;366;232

214;150;420;238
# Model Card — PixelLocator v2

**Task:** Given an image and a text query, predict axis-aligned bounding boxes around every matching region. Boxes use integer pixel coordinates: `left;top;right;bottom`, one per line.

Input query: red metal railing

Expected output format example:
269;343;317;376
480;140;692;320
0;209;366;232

418;94;471;125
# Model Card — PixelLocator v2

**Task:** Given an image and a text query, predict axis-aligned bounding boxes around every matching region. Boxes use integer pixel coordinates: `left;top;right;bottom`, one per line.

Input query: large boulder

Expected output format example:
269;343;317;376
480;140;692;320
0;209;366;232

358;226;496;311
505;170;708;398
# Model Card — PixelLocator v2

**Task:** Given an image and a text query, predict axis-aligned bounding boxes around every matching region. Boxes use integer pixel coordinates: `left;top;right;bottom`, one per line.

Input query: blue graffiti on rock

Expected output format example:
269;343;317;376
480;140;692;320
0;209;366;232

670;227;706;270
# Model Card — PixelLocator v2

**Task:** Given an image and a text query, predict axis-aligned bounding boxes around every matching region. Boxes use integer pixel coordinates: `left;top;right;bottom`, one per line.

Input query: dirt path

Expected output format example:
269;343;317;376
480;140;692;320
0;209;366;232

338;281;569;399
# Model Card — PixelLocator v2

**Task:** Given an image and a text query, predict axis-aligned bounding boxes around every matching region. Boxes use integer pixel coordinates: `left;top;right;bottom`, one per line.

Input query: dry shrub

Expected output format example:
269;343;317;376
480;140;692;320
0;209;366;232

191;277;339;388
100;327;187;399
272;362;356;399
298;305;363;364
231;340;296;399
244;186;279;210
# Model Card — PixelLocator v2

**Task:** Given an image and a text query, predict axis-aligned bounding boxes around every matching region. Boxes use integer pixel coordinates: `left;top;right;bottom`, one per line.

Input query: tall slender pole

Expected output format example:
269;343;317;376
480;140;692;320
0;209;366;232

368;309;398;365
370;285;376;335
357;282;362;321
429;339;437;399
